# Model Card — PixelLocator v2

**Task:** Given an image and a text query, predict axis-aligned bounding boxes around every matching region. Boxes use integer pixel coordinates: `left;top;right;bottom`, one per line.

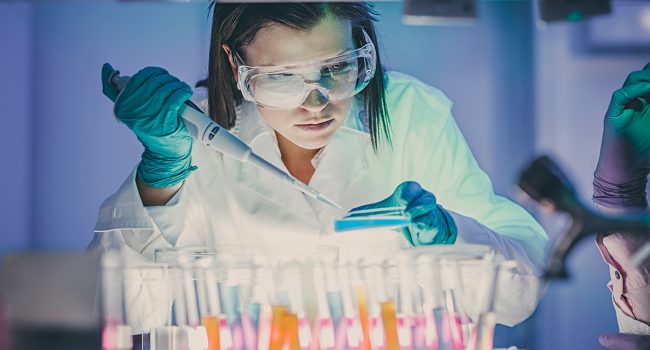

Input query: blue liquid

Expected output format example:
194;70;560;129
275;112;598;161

334;218;410;232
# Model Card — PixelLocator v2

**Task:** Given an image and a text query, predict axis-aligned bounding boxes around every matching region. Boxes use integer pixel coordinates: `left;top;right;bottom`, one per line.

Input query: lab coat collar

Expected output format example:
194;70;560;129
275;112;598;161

233;97;372;223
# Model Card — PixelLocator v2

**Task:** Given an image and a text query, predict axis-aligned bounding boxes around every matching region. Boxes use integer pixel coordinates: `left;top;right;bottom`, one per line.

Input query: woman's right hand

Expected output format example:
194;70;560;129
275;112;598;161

101;64;197;189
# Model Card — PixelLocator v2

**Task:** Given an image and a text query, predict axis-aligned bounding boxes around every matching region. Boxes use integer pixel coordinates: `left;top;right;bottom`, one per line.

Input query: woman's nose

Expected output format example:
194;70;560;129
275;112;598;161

300;88;329;112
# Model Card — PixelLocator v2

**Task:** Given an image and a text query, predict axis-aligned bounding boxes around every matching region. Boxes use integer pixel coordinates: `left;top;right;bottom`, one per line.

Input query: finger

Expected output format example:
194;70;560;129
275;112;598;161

396;181;425;205
599;333;650;350
121;67;169;100
624;69;650;87
101;63;119;102
118;75;182;120
400;227;415;246
407;213;441;246
405;191;438;219
626;93;650;113
609;108;638;133
164;85;194;122
347;195;394;217
608;82;650;118
128;82;191;133
145;80;191;116
122;73;180;107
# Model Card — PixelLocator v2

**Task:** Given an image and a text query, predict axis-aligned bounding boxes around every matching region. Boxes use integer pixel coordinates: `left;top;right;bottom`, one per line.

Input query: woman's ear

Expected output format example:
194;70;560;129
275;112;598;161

222;44;238;82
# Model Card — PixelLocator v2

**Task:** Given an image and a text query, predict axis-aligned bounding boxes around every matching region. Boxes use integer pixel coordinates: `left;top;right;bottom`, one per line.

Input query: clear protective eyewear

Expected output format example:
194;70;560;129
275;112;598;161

235;29;377;110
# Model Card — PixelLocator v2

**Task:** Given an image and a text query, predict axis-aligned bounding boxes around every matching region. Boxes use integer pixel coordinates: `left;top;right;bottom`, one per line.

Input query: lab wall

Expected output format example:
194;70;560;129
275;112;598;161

0;1;647;349
1;3;32;252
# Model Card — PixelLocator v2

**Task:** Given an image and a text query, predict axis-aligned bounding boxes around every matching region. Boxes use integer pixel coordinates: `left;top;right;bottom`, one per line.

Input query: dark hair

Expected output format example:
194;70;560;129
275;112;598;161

204;2;391;149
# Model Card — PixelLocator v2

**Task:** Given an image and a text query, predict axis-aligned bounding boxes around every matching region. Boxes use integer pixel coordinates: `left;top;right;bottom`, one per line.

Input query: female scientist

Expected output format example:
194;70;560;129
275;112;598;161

93;2;548;327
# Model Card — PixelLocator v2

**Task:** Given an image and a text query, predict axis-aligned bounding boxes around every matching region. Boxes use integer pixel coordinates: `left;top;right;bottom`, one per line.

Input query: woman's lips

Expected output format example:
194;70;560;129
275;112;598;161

295;118;335;132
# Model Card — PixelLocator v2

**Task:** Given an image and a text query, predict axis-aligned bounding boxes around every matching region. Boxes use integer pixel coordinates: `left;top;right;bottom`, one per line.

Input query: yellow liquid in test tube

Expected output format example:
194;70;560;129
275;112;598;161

284;313;301;350
354;286;371;350
380;301;399;350
269;305;288;350
202;315;220;350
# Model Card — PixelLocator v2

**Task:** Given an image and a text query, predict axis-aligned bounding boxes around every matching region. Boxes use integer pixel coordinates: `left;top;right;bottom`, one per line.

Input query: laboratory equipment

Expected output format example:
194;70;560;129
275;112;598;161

518;155;650;279
105;64;341;210
334;207;410;232
100;243;510;349
410;245;507;350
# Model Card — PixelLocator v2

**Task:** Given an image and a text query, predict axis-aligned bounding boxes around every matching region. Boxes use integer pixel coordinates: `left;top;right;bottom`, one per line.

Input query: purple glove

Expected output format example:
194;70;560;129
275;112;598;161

600;333;650;350
593;62;650;209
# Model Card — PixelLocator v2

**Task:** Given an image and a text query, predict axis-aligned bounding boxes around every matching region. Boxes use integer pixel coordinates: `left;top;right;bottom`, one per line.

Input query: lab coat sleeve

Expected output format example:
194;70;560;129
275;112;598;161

93;169;189;259
91;170;186;334
383;72;549;326
416;114;548;326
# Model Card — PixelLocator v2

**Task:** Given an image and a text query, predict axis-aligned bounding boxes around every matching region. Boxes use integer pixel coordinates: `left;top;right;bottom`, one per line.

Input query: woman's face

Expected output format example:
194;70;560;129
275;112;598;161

241;16;355;151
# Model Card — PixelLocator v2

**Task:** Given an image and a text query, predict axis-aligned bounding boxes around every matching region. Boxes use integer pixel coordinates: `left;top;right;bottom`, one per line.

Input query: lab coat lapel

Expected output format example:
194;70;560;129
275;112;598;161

307;127;372;213
236;132;319;223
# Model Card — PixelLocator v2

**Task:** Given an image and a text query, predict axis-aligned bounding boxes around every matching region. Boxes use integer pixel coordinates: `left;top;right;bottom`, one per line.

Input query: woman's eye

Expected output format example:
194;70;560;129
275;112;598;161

268;73;297;81
325;62;351;73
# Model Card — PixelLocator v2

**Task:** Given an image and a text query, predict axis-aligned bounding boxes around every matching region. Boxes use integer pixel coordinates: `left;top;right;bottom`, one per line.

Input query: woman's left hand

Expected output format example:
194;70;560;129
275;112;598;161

349;181;457;246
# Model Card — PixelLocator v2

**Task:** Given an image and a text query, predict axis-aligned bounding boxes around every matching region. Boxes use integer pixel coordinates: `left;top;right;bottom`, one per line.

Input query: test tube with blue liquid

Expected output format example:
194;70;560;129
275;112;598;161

334;207;410;233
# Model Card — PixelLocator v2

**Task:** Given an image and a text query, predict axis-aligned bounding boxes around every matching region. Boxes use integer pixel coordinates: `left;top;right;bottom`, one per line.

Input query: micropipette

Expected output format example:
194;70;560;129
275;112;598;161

105;64;342;210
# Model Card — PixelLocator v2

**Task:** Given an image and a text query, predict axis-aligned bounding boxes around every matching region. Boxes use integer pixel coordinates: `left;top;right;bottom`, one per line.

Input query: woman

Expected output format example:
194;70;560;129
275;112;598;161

93;2;547;327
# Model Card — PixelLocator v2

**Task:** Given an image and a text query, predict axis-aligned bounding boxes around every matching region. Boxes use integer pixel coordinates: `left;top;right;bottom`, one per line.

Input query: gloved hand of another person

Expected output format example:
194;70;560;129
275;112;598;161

594;62;650;208
600;333;650;350
101;63;196;188
349;181;457;246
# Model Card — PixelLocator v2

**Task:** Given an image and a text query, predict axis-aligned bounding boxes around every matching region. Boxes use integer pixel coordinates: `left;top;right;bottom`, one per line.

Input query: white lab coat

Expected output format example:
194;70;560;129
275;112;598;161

92;71;548;329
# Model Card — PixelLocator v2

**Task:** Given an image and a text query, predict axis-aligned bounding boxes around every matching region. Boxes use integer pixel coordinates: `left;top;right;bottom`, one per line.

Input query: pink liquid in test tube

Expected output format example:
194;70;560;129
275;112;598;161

345;316;363;350
370;316;385;350
396;314;411;349
298;316;313;350
219;315;234;350
241;312;257;349
318;317;335;350
424;313;437;349
444;313;464;350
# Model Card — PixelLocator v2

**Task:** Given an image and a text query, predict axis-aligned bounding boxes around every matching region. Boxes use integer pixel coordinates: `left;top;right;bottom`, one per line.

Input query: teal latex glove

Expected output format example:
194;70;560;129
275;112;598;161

350;181;458;246
607;62;650;158
101;64;197;188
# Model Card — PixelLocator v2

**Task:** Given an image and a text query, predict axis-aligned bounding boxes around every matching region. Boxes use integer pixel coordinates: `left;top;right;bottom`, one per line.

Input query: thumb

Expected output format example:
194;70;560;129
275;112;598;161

101;63;119;102
599;333;650;350
394;181;424;206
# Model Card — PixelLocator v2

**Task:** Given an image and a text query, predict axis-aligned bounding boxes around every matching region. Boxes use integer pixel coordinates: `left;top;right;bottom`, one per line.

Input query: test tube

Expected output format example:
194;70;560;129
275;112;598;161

154;247;218;350
337;264;363;350
101;249;133;350
314;264;336;350
269;304;288;350
350;265;371;350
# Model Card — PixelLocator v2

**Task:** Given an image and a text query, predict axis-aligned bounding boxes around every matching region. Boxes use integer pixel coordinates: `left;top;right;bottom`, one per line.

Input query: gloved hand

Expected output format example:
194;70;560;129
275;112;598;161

600;333;650;350
101;63;197;188
593;62;650;209
349;181;457;246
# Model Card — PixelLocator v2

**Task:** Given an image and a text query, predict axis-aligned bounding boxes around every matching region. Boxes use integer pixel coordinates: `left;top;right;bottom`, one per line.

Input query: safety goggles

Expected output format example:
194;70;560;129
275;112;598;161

235;30;376;110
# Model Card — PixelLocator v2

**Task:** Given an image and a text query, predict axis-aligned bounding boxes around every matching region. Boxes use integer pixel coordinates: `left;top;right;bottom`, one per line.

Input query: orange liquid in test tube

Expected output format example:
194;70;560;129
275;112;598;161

269;305;288;350
202;315;221;350
284;313;301;350
354;286;371;350
380;301;399;350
